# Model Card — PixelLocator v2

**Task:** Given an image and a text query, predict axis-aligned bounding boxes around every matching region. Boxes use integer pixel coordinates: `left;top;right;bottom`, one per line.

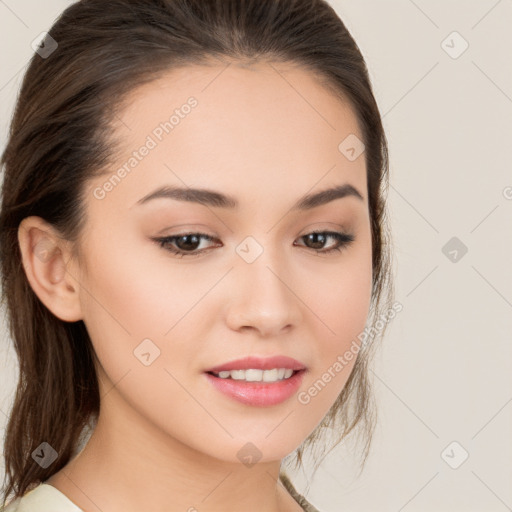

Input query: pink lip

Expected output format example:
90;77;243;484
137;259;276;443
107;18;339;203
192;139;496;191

204;369;306;407
205;355;306;373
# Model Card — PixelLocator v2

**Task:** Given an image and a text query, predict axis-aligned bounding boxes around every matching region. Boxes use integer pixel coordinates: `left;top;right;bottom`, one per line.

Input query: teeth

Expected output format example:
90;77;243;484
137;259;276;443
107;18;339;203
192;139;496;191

214;368;295;382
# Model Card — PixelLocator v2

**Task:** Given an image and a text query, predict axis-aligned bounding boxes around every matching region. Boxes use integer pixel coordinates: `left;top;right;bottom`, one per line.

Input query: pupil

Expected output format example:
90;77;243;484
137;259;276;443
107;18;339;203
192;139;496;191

307;233;326;249
177;234;200;251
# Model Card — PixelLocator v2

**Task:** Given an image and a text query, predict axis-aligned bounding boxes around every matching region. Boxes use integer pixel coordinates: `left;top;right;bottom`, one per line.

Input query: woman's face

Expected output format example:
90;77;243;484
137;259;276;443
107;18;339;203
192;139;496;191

71;62;372;463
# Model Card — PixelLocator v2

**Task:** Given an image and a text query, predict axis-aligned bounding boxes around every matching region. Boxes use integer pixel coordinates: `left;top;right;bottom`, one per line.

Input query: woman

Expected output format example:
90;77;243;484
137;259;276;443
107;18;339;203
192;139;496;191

0;0;394;510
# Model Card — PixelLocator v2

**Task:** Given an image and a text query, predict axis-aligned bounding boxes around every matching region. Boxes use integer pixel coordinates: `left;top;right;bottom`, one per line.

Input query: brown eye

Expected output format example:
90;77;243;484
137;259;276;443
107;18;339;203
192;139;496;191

295;231;355;254
154;232;219;258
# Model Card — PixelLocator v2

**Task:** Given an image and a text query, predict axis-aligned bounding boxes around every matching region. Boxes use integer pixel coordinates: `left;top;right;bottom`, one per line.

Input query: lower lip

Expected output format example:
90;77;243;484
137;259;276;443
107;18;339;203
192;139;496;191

204;370;306;407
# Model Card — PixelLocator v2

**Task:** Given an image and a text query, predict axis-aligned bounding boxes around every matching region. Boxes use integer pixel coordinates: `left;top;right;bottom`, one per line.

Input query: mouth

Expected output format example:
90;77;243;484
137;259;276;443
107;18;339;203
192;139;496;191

204;369;307;407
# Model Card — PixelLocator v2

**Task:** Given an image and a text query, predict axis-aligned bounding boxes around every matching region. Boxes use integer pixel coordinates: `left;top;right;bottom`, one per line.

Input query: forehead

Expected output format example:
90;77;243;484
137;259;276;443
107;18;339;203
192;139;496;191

89;61;367;213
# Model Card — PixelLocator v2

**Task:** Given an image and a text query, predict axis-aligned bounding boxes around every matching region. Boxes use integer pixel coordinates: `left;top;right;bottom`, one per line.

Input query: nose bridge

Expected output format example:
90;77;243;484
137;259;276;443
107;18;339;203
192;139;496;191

225;235;302;335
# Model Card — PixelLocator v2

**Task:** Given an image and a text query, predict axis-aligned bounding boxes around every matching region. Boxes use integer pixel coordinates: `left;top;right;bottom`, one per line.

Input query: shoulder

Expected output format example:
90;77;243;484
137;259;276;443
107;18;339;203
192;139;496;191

1;483;84;512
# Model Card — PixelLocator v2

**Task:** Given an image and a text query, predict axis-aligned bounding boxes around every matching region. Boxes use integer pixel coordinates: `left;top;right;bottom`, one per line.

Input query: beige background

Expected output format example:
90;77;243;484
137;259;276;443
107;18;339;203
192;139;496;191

1;1;511;511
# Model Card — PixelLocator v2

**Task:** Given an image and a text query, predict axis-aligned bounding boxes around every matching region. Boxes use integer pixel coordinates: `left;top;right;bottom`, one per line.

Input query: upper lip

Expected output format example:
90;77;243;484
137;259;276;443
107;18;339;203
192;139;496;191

206;355;306;373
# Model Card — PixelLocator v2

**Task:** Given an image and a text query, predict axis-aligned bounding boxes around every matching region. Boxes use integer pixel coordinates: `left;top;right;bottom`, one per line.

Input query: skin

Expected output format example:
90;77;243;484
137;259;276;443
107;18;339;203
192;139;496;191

18;61;372;512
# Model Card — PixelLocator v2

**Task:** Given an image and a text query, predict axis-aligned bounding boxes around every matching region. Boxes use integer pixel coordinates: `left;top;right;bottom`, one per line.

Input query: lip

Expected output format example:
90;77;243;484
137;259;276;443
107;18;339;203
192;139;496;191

205;355;306;373
204;369;306;407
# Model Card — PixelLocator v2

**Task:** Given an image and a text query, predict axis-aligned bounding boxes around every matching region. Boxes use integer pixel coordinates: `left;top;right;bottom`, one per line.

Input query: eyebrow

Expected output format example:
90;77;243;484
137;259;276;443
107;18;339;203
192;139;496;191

135;183;364;211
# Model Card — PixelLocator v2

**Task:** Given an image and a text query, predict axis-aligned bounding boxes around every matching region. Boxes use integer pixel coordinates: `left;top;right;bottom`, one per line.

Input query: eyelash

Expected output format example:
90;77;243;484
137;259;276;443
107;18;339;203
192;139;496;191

153;230;355;259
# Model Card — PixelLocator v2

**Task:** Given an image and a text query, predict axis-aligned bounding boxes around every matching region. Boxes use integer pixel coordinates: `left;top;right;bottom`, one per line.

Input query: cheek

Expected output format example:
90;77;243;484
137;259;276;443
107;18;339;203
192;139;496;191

77;240;208;437
77;230;221;403
79;229;204;338
298;239;373;411
309;233;373;343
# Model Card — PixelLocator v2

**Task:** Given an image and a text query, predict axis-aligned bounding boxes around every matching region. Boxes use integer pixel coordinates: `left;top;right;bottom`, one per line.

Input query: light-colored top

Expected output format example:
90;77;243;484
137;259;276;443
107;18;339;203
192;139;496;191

2;477;322;512
1;484;83;512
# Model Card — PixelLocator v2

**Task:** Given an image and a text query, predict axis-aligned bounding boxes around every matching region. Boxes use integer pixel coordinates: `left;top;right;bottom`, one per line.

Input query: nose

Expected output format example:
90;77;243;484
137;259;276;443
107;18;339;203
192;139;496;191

224;253;303;337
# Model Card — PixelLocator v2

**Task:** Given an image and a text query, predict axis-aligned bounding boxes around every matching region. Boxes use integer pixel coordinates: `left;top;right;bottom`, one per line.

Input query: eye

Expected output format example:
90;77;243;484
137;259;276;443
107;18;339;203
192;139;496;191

153;232;220;259
294;230;355;255
153;230;355;258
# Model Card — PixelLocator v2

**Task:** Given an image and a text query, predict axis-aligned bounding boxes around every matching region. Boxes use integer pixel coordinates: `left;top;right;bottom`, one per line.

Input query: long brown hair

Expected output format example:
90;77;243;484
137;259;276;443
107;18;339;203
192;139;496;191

0;0;394;505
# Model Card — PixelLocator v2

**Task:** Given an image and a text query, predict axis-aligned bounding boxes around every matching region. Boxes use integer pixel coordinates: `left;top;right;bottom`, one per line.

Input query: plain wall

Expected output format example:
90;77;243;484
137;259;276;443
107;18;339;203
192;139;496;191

1;1;511;510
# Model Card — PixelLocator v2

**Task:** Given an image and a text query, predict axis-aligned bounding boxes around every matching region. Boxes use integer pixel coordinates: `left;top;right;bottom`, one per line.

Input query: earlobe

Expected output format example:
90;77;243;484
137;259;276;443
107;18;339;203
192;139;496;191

17;216;83;322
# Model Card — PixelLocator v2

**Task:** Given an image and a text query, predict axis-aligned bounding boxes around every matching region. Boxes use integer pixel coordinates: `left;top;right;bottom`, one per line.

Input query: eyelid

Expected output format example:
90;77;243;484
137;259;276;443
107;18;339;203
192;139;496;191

298;221;351;234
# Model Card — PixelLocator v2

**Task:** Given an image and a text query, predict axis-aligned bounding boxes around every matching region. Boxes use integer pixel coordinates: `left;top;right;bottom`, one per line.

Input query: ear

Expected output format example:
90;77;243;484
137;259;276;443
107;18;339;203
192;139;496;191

17;216;83;322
